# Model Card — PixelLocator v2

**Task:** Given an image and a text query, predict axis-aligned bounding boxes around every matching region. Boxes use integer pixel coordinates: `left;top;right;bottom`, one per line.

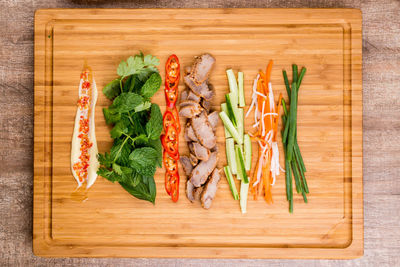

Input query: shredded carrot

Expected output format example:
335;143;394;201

249;61;282;205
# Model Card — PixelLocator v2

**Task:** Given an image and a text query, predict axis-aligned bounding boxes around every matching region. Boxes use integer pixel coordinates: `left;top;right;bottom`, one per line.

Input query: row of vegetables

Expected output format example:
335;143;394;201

71;52;308;213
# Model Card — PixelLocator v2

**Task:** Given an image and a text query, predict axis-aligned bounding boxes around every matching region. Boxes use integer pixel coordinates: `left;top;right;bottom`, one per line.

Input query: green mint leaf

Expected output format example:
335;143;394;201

110;121;129;139
145;104;163;140
110;92;143;113
135;165;156;177
134;101;151;112
148;138;162;167
103;108;121;125
140;72;162;99
129;147;158;168
103;79;121;100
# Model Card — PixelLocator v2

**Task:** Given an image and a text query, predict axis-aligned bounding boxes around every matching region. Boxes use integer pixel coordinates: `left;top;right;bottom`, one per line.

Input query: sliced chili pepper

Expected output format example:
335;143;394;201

165;171;173;196
168;106;180;133
163;111;176;131
165;125;178;142
161;134;179;160
165;88;178;108
170;171;180;202
165;54;180;85
163;54;181;202
163;150;178;174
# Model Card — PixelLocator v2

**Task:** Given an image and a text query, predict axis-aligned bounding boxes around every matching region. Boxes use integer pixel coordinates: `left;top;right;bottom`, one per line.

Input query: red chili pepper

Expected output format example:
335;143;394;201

163;55;181;202
170;172;180;202
161;134;179;160
168;106;180;133
165;125;178;142
163;150;178;174
165;171;173;196
163;111;176;131
165;88;178;108
165;54;180;85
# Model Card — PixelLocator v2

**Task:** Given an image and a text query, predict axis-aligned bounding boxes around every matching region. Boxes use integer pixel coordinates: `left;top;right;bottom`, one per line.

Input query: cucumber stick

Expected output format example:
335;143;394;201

240;181;249;213
220;103;232;138
226;69;238;105
219;111;243;145
225;138;237;175
237;108;244;142
244;134;252;172
224;166;239;200
225;94;238;127
238;72;245;107
235;145;249;183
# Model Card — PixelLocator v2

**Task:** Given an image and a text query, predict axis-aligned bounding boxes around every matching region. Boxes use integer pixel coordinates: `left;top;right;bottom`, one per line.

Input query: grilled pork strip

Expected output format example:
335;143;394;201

190;54;216;84
190;152;217;187
201;168;221;209
191;112;216;149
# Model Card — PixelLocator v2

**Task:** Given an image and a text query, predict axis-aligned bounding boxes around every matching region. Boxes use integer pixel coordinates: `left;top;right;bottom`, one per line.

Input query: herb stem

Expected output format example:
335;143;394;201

113;137;129;163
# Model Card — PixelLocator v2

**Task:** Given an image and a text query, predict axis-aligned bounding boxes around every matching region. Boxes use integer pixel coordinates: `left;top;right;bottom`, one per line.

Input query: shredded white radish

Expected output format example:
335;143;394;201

246;74;260;118
262;112;278;118
270;141;283;186
268;82;275;112
255;91;267;98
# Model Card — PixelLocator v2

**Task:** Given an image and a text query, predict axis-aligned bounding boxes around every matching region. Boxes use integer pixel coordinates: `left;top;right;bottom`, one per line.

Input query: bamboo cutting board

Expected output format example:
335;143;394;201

33;9;363;259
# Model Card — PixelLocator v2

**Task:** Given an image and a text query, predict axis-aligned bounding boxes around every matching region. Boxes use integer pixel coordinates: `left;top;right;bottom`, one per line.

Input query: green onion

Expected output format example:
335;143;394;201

282;70;291;98
297;67;307;89
292;64;298;84
286;82;298;161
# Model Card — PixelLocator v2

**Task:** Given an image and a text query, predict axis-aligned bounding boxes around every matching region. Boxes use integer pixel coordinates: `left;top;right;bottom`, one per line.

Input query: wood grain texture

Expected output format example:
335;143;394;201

33;8;362;259
1;0;399;266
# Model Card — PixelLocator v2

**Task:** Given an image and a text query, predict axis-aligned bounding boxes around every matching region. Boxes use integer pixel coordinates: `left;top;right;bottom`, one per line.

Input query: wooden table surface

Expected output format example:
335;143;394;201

0;0;399;266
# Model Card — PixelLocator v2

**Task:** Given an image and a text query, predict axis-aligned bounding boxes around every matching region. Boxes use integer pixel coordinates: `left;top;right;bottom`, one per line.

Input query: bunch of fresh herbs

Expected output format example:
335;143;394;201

97;53;163;203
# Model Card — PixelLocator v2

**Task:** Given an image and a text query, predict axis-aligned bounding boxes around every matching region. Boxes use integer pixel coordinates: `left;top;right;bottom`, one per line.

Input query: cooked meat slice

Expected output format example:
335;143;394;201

180;156;193;176
179;103;202;118
208;111;219;130
191;112;216;149
200;98;211;113
185;123;199;142
193;186;204;201
188;142;194;154
179;100;201;108
191;54;216;84
184;75;214;100
189;153;198;166
187;91;201;102
190;152;218;187
201;168;221;209
180;90;188;101
211;145;218;153
186;179;195;202
191;142;210;161
184;66;192;75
